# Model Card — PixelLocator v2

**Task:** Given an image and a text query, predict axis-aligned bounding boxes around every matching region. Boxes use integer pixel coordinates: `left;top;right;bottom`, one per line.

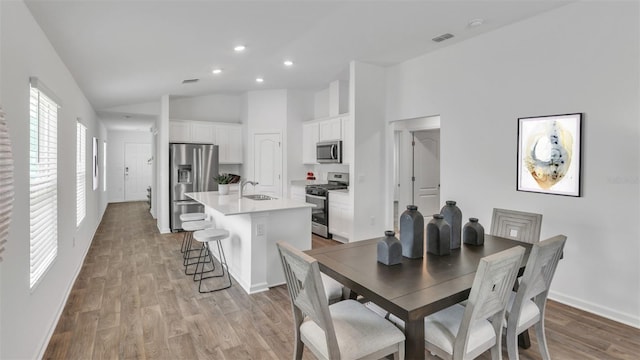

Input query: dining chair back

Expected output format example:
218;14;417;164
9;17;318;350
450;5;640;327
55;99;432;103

506;235;567;360
424;245;525;360
490;208;543;244
277;241;405;360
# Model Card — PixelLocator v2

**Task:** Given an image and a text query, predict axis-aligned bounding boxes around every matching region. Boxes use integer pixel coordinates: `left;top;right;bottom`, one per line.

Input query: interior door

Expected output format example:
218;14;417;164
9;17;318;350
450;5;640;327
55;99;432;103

413;130;440;218
253;133;282;197
124;143;152;201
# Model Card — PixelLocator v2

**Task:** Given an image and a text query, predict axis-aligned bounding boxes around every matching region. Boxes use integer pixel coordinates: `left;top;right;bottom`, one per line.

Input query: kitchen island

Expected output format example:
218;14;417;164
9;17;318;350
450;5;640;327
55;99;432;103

186;191;314;294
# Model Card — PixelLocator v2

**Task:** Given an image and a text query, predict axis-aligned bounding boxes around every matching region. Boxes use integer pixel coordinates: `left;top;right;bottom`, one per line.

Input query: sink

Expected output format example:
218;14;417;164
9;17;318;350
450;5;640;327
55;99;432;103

243;194;275;201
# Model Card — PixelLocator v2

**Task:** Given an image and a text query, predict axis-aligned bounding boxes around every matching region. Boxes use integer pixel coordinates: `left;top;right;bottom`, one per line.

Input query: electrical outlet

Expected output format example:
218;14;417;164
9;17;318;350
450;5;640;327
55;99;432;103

256;223;265;236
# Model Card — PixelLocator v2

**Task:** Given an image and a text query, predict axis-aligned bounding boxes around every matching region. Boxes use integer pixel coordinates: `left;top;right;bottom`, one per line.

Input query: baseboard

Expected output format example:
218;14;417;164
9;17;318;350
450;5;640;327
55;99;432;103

36;206;106;359
157;223;171;234
549;290;640;329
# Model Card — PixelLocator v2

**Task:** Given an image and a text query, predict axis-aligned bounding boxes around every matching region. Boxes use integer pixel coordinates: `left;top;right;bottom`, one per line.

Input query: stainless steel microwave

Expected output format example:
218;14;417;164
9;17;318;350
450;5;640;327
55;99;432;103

317;140;342;163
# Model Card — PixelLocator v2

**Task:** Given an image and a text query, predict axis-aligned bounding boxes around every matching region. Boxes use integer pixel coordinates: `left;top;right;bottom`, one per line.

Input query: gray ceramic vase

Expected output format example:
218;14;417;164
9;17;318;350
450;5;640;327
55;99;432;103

440;200;462;249
427;214;451;256
377;230;402;266
399;205;424;258
463;218;485;246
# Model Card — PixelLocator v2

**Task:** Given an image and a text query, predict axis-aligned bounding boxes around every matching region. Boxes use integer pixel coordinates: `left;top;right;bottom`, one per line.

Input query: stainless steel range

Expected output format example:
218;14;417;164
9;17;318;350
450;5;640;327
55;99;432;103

306;172;349;238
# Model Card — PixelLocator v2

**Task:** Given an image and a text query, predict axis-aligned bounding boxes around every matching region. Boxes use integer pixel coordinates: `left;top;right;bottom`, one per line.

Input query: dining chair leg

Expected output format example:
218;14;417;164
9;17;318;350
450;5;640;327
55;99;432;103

535;319;551;360
507;326;519;360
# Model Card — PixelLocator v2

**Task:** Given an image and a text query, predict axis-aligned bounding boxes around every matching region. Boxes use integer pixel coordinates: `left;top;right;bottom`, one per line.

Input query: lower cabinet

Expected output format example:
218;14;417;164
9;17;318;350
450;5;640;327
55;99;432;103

329;191;352;241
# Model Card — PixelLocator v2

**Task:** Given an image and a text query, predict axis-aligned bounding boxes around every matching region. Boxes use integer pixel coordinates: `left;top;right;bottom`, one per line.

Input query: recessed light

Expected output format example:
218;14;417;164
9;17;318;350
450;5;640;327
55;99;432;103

234;45;246;52
468;18;484;27
256;77;264;83
283;60;294;67
212;68;222;74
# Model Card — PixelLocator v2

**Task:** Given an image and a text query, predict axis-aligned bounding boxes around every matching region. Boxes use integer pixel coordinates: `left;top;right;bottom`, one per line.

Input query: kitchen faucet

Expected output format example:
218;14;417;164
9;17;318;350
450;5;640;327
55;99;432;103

239;180;258;197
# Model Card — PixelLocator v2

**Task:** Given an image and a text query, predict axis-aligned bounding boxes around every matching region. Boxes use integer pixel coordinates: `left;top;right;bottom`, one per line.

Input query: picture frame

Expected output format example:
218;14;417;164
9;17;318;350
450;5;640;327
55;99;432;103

93;137;99;190
517;113;582;197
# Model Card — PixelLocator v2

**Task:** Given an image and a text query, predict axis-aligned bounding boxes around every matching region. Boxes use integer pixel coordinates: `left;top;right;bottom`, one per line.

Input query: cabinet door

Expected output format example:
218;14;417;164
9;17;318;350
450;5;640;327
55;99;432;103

190;122;216;143
169;121;191;143
319;117;342;141
302;122;319;164
341;115;353;165
216;124;243;164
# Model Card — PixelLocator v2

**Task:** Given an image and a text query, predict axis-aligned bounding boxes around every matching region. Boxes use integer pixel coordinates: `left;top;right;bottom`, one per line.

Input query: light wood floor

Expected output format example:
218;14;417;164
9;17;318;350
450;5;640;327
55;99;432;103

44;202;639;359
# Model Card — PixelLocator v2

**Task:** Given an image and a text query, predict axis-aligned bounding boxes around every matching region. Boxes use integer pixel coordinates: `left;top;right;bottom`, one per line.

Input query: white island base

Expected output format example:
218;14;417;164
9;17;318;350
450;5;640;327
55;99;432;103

186;191;313;294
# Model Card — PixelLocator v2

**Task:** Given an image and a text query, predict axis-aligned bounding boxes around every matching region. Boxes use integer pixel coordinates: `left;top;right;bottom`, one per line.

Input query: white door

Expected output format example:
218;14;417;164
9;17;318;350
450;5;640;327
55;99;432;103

253;133;282;197
124;143;152;201
413;130;440;217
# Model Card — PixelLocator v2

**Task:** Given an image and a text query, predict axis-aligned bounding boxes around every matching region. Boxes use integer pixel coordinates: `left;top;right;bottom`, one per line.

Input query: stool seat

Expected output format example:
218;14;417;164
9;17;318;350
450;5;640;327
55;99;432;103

180;212;206;222
194;228;230;243
182;220;213;232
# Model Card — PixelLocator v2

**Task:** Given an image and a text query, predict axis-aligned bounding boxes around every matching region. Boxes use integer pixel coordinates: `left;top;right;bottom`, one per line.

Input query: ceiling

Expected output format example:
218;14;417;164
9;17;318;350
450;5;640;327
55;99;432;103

25;0;570;129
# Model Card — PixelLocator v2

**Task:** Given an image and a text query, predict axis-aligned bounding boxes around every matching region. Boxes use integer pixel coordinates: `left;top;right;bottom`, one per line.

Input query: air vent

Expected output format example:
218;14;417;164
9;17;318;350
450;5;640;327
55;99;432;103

182;78;199;84
432;33;454;43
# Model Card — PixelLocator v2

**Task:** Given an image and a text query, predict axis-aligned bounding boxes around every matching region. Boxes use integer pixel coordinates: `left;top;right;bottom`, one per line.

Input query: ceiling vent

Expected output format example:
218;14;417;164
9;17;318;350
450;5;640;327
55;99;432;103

432;33;454;43
182;78;199;84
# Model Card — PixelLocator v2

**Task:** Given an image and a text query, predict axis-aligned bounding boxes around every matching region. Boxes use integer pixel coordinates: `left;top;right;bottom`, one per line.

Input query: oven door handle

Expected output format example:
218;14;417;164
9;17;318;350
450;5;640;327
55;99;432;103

305;194;326;200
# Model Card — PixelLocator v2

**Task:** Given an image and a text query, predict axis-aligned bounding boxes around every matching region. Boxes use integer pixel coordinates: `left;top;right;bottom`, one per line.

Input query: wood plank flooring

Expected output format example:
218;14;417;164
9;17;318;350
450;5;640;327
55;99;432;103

44;202;639;359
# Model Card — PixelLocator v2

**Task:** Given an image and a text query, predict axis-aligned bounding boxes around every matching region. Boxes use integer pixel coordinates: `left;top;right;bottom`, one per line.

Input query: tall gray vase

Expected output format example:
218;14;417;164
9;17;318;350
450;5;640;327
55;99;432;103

440;200;462;249
399;205;424;258
427;214;451;256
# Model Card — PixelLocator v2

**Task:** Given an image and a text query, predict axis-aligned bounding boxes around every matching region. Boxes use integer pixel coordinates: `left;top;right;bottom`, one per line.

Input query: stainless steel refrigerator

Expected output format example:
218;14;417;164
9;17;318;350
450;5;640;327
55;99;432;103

170;143;219;231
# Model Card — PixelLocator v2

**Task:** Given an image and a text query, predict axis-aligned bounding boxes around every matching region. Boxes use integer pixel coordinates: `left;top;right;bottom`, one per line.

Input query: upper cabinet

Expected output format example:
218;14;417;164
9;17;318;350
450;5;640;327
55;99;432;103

170;120;243;164
216;124;243;164
302;115;352;165
318;117;342;141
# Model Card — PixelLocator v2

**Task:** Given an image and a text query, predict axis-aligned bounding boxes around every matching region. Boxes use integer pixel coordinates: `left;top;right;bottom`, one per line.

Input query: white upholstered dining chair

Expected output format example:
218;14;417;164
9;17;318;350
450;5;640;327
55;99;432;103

423;246;525;360
505;235;567;360
276;241;406;360
490;208;543;244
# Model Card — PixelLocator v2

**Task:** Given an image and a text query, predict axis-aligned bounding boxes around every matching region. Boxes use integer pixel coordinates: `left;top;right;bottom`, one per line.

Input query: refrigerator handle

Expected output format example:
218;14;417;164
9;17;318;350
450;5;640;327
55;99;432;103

193;147;198;192
199;148;204;192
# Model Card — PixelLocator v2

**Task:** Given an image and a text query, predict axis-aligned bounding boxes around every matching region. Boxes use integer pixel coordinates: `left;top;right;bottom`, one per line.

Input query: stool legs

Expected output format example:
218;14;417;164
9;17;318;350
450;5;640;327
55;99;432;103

193;240;232;293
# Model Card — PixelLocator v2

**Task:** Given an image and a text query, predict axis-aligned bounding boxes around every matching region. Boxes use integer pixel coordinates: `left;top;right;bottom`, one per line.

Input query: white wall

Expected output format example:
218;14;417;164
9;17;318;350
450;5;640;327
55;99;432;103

0;1;108;358
107;130;152;203
350;61;388;241
286;90;315;192
384;1;639;327
170;93;241;122
314;87;329;118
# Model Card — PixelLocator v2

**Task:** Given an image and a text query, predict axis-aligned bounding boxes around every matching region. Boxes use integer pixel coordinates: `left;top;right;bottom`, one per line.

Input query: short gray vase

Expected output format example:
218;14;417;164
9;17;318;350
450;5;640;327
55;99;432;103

377;230;402;266
440;200;462;249
463;218;485;246
400;205;424;258
427;214;451;256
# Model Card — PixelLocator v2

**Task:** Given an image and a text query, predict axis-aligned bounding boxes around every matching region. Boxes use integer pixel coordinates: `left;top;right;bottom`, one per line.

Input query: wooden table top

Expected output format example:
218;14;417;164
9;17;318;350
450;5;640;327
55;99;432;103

306;235;533;321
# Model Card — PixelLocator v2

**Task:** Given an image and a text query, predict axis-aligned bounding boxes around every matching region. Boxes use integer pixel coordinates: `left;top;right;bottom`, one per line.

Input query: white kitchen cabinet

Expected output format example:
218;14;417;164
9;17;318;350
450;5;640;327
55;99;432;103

340;115;353;165
169;120;191;143
169;120;243;164
329;191;352;242
319;117;342;141
190;122;216;143
216;123;243;164
302;122;319;164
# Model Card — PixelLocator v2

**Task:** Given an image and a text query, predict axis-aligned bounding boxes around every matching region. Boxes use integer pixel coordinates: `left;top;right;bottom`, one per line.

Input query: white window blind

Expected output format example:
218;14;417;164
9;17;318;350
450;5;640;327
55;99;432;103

76;121;86;227
29;81;58;289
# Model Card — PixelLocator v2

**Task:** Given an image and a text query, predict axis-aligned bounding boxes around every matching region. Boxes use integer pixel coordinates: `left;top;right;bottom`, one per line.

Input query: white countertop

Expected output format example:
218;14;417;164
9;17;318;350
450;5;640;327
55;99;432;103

186;191;315;216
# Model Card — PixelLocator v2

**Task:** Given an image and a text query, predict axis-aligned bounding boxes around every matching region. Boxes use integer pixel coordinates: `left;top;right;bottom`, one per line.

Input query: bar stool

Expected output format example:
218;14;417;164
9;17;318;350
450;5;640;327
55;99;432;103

179;212;206;254
182;219;214;275
192;228;232;293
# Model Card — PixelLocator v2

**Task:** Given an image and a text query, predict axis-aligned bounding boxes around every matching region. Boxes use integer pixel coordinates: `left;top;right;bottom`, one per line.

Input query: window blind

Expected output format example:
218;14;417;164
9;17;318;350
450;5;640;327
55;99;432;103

29;82;58;289
76;121;86;227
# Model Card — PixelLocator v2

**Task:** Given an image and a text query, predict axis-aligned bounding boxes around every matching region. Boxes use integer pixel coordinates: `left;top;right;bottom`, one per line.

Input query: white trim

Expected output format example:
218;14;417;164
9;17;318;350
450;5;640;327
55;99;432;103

549;290;640;329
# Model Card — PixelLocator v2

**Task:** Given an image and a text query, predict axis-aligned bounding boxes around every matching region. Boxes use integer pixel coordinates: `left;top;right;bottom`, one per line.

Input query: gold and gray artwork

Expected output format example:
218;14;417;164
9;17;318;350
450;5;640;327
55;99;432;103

524;120;573;189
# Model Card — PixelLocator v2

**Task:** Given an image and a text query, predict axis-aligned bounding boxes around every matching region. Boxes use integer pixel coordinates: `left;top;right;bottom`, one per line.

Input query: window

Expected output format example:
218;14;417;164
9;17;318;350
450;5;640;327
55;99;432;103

76;121;86;226
29;79;58;289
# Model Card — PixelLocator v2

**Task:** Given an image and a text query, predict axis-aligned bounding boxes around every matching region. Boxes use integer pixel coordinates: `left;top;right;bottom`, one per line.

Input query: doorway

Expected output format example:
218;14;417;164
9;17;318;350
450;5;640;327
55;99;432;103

253;133;282;197
391;116;441;227
124;143;152;201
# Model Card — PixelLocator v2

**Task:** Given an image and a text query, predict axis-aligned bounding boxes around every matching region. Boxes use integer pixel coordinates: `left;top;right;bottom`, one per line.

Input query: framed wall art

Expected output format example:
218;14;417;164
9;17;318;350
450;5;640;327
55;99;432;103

517;113;582;197
93;137;99;190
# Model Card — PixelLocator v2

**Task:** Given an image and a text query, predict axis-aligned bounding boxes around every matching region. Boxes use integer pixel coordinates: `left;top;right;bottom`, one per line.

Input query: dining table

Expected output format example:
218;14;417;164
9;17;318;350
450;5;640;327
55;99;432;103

305;234;533;360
